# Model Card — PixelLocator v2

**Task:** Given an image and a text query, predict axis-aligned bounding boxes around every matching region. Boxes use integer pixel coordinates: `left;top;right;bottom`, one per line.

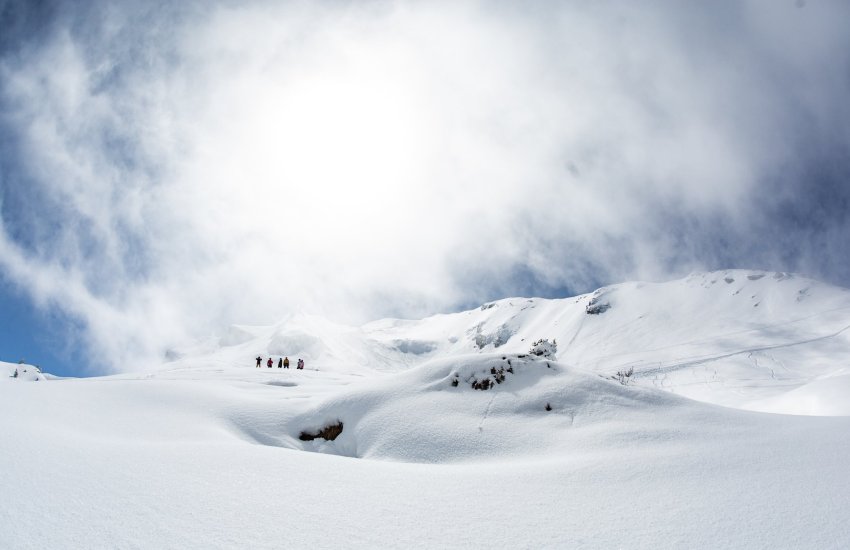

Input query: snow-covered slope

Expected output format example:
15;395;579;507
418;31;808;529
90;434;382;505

166;269;850;414
4;351;850;548
3;270;850;548
363;270;850;412
1;360;47;382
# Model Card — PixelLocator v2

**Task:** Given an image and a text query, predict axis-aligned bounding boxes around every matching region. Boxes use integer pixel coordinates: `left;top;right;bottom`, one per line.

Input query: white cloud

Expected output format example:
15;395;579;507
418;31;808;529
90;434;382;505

1;0;849;372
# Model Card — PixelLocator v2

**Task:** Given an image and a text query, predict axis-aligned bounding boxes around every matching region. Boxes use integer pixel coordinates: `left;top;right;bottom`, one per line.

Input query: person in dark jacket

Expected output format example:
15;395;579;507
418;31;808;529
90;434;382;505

256;356;262;368
278;357;283;368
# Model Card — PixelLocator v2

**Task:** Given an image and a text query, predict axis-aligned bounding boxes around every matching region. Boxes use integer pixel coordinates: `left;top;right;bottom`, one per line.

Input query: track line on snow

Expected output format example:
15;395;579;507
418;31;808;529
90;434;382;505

588;304;850;366
633;321;850;379
478;393;498;432
565;311;587;350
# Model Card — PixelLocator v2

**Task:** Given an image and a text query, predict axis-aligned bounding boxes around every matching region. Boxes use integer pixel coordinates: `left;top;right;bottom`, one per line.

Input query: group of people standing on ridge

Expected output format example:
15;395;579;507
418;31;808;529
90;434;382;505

256;356;305;370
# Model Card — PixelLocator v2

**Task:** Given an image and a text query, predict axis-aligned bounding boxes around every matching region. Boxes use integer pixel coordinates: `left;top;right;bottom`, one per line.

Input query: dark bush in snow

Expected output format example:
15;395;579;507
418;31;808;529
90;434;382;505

462;362;511;390
529;338;557;357
613;367;634;385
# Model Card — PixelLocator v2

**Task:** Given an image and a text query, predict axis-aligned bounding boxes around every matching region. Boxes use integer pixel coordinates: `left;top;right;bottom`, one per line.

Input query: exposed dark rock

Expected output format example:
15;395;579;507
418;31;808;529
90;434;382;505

299;421;344;441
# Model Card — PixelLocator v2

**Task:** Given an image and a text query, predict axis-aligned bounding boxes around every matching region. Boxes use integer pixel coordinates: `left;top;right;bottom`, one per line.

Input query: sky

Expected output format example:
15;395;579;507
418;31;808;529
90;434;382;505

1;0;849;375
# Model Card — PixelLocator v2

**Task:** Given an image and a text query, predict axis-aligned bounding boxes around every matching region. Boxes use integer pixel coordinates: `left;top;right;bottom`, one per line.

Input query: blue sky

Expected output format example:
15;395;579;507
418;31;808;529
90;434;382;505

0;277;82;376
1;0;849;376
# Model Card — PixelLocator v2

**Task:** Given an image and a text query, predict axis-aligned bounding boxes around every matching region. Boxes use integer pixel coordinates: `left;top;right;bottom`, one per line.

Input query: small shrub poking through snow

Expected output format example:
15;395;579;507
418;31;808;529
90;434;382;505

455;358;515;390
448;355;554;392
299;421;344;441
471;378;493;390
529;338;557;358
612;367;634;385
469;366;508;390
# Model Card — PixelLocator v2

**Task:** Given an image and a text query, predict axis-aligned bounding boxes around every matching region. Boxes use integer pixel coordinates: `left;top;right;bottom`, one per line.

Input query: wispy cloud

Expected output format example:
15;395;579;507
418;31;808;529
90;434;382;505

1;0;849;372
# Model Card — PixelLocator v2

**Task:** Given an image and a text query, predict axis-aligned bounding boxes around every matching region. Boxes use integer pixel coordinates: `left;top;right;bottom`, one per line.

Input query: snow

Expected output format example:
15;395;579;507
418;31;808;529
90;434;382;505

744;372;850;416
2;270;850;548
0;361;47;382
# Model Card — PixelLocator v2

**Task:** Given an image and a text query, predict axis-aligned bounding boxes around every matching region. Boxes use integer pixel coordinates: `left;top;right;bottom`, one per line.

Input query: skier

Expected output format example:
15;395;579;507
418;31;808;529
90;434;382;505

297;358;304;370
278;357;283;368
12;368;18;378
256;356;262;368
267;358;273;368
283;357;290;369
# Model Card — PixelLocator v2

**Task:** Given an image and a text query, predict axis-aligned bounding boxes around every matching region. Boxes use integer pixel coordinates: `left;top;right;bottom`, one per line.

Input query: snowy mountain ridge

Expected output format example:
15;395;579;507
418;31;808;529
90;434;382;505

161;269;850;415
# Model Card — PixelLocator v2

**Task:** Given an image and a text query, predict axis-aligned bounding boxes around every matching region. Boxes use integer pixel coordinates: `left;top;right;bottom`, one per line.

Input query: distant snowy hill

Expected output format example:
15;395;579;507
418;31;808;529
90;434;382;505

1;361;47;382
167;269;850;415
3;270;850;549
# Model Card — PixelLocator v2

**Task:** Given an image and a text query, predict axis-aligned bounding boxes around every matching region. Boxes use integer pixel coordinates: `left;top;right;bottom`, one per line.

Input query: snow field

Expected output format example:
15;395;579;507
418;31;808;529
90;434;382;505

3;270;850;548
3;357;850;548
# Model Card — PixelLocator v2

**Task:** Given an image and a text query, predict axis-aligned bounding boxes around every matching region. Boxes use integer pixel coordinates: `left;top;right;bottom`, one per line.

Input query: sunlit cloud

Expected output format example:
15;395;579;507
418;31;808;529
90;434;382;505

1;0;849;372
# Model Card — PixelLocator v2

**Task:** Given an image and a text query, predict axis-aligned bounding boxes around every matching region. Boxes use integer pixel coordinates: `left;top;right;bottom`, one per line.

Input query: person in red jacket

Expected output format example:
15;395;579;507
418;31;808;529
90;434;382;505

267;358;273;368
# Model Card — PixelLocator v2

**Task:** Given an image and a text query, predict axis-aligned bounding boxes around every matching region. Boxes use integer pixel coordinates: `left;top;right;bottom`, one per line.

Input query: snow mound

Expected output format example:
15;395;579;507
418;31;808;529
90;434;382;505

1;361;46;382
281;354;691;463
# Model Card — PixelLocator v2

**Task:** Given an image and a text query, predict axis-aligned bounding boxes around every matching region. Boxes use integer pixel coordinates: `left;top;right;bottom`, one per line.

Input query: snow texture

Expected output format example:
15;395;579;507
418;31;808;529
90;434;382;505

2;270;850;548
